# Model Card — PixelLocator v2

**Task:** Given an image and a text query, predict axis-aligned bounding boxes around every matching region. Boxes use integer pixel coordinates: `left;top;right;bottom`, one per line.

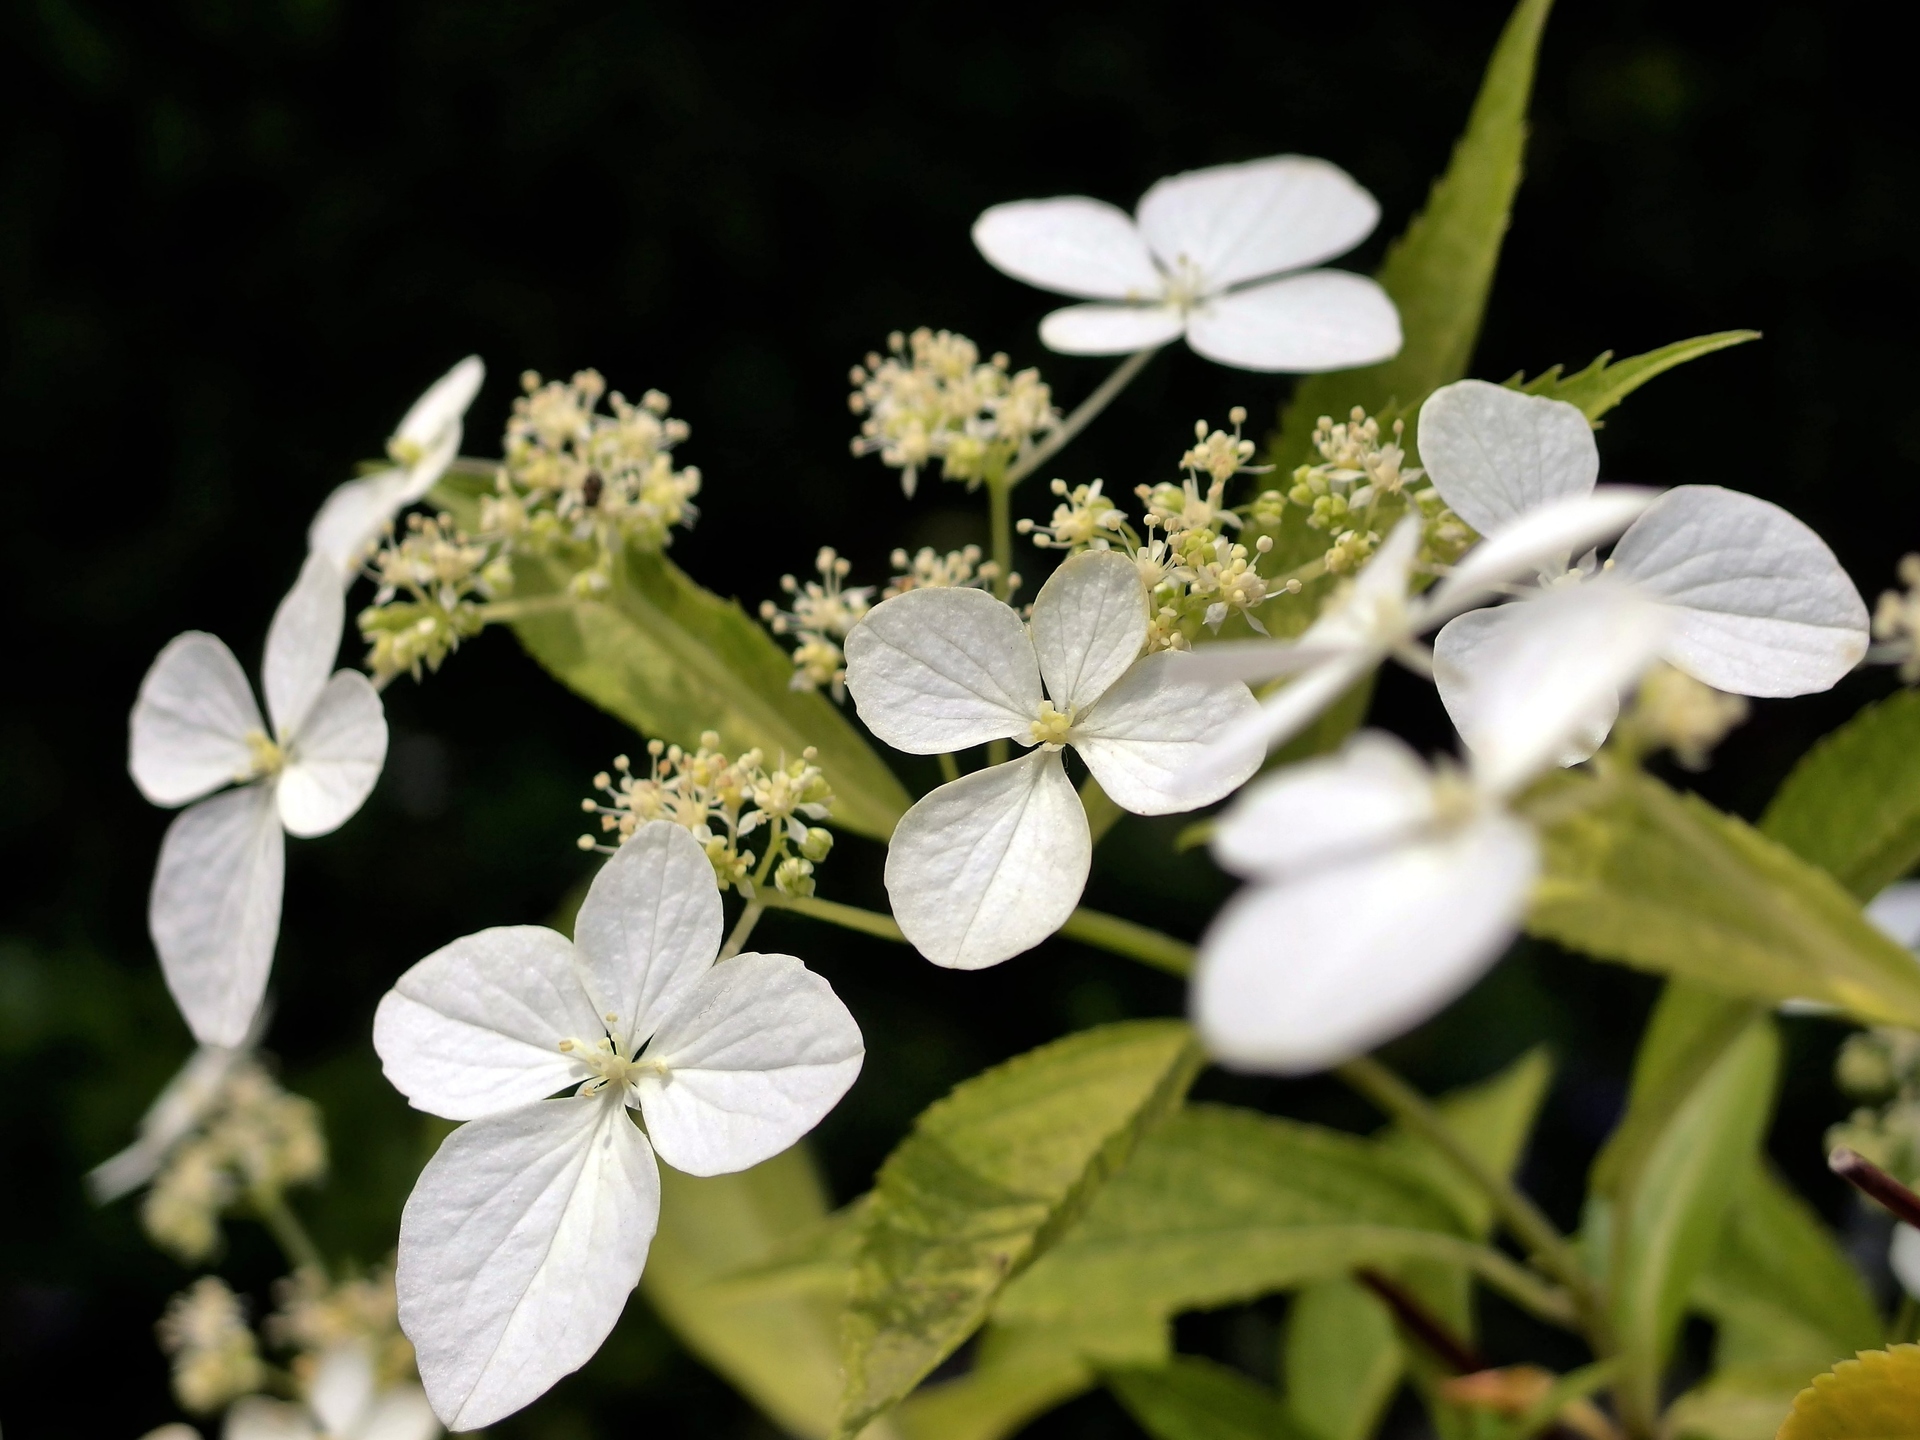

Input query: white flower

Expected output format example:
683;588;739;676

225;1342;437;1440
973;155;1402;372
1420;379;1869;758
308;357;485;581
371;823;863;1430
131;555;388;1046
1194;580;1670;1073
843;549;1262;970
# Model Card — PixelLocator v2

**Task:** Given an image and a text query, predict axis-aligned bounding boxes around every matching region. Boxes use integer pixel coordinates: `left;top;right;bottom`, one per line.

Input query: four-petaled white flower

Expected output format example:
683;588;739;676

372;822;863;1430
973;155;1402;372
1419;379;1870;759
131;554;388;1046
308;357;486;581
844;549;1262;970
1195;580;1671;1073
225;1341;438;1440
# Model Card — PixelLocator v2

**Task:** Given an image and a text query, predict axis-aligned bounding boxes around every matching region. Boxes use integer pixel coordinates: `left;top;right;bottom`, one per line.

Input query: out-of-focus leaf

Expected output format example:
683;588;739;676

1506;331;1759;424
896;1317;1166;1440
1776;1345;1920;1440
835;1022;1203;1438
1283;1279;1404;1440
1762;689;1920;899
1108;1358;1308;1440
1524;767;1920;1027
1270;0;1555;471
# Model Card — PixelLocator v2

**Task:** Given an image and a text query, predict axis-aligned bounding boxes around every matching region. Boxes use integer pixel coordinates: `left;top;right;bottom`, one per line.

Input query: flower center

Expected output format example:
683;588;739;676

1429;765;1482;832
1161;256;1207;312
560;1037;667;1096
243;729;286;781
1029;700;1076;748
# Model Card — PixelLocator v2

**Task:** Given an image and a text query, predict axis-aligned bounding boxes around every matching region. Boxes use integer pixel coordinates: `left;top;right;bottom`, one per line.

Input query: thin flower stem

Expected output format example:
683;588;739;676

1830;1146;1920;1226
252;1186;327;1278
719;902;765;960
938;753;961;784
476;595;578;624
988;476;1014;604
1080;776;1126;847
763;893;904;940
1004;346;1161;490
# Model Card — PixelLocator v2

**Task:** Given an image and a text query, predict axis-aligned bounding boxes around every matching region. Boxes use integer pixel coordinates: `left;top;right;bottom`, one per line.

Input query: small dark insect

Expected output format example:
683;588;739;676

581;470;604;508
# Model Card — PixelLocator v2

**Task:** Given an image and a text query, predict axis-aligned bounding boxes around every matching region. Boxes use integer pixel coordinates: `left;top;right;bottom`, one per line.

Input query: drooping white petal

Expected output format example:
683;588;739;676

263;553;346;740
1184;271;1402;374
1195;813;1538;1074
88;1033;257;1202
224;1398;316;1440
1893;1225;1920;1300
1609;485;1870;696
1868;882;1920;952
308;1343;378;1438
129;633;264;807
1433;604;1616;772
374;926;604;1121
1029;549;1149;712
1212;731;1437;878
1417;380;1599;535
1135;156;1381;291
883;749;1090;970
357;1387;440;1440
572;823;724;1055
398;1097;659;1431
393;355;486;466
843;586;1041;753
150;785;286;1047
972;197;1165;301
1071;652;1261;814
637;952;864;1177
277;671;387;838
1425;487;1657;619
1039;301;1187;356
309;469;414;581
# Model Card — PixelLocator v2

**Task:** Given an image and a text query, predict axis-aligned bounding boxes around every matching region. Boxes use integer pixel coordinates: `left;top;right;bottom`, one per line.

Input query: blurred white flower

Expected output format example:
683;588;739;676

131;555;388;1046
973;156;1401;372
1194;580;1670;1073
371;823;863;1430
225;1342;437;1440
308;357;485;581
844;549;1261;970
1419;379;1870;759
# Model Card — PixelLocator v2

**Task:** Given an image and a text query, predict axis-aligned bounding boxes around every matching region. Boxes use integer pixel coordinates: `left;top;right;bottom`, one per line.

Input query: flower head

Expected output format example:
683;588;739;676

158;1277;267;1414
225;1341;438;1440
973;156;1401;372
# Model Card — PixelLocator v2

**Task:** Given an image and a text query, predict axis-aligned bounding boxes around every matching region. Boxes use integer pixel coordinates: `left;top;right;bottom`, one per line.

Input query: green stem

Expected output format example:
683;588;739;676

987;475;1014;604
764;893;904;941
938;753;961;784
1057;910;1193;976
720;901;766;960
1003;346;1160;490
1079;775;1125;847
476;594;578;624
253;1187;327;1278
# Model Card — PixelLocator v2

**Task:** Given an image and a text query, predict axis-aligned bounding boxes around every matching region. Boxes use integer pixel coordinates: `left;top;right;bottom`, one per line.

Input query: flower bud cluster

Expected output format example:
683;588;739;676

579;733;834;897
1829;1026;1920;1185
1621;663;1749;769
1873;554;1920;683
760;548;875;699
158;1278;268;1414
268;1262;415;1392
1273;406;1465;575
359;512;509;681
849;329;1059;497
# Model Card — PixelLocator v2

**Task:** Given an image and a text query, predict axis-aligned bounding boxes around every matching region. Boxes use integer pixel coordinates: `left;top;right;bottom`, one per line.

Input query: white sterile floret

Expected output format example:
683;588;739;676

1420;379;1870;760
843;549;1263;970
130;555;388;1046
309;357;486;582
371;823;862;1430
1195;581;1670;1073
226;1341;439;1440
972;155;1401;372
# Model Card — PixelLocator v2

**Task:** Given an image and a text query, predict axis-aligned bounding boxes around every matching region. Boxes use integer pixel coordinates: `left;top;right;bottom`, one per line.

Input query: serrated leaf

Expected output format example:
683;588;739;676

1777;1345;1920;1440
1524;766;1920;1027
1108;1358;1309;1440
1762;689;1920;899
1506;331;1759;423
1283;1279;1404;1440
836;1022;1203;1438
1270;0;1554;471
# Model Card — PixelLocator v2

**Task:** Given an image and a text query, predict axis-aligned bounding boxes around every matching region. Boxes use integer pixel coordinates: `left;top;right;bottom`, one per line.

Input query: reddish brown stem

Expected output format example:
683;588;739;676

1830;1146;1920;1227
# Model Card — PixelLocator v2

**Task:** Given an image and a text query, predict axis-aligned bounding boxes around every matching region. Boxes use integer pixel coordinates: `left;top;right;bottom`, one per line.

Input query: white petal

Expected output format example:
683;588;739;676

129;633;264;807
972;197;1164;301
374;926;604;1121
307;470;414;581
1867;881;1920;953
1212;731;1437;878
843;586;1040;753
1433;605;1617;772
309;1343;377;1436
1186;649;1381;790
883;749;1089;970
1194;814;1537;1074
1424;487;1657;620
395;355;486;456
1029;549;1149;712
263;553;346;739
357;1386;440;1440
1071;652;1261;814
277;671;387;838
1184;271;1402;374
398;1097;659;1431
1039;302;1187;356
1416;380;1599;535
637;952;864;1177
88;1038;253;1203
224;1398;316;1440
1136;155;1381;291
150;785;286;1047
572;823;724;1055
1609;485;1870;696
1893;1225;1920;1300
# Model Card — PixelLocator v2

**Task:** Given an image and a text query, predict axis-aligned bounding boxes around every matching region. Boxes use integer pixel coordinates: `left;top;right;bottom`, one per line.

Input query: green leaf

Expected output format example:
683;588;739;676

1524;766;1920;1027
1283;1279;1405;1440
896;1317;1167;1440
1108;1358;1308;1440
1777;1345;1920;1440
1506;331;1760;424
1270;0;1554;471
836;1022;1203;1438
506;544;911;841
1763;689;1920;899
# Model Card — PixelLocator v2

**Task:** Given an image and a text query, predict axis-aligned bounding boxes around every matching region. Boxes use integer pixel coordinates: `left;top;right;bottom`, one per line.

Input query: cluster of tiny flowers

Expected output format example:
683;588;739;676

1873;554;1920;682
268;1262;415;1392
143;1063;327;1263
883;544;1010;597
1272;407;1468;574
1830;1026;1920;1186
359;511;513;681
157;1277;269;1414
849;329;1059;496
1620;664;1750;769
579;733;834;897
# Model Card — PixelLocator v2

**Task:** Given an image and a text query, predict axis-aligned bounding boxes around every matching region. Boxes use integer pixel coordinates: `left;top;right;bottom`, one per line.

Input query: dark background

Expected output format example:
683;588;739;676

3;0;1915;1435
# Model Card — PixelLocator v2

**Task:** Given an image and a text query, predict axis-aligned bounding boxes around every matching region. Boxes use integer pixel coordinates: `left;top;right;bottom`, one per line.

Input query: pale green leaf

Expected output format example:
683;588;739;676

1524;767;1920;1027
1283;1279;1404;1440
1108;1358;1308;1440
1762;689;1920;899
1506;331;1760;424
1777;1345;1920;1440
895;1317;1166;1440
836;1021;1203;1437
